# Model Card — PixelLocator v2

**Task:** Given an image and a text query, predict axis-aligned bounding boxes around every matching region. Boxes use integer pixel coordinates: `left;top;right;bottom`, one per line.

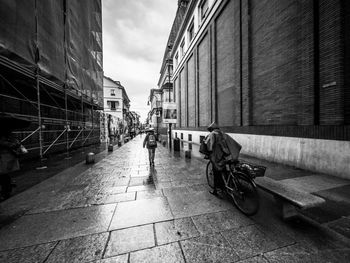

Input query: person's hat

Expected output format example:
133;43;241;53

207;122;219;132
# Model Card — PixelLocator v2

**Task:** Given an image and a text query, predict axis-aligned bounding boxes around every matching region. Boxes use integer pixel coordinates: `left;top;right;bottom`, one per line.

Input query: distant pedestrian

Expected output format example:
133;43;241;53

143;128;157;166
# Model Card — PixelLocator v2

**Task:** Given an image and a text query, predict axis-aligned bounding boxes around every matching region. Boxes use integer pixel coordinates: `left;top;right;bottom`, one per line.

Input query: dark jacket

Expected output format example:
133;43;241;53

205;129;242;170
205;129;226;171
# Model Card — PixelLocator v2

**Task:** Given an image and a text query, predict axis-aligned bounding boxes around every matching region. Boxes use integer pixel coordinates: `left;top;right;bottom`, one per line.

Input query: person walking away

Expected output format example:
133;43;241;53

205;122;241;196
143;128;157;166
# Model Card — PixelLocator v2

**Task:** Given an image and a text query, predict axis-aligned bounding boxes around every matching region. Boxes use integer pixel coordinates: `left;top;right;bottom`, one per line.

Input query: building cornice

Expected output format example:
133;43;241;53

171;0;199;58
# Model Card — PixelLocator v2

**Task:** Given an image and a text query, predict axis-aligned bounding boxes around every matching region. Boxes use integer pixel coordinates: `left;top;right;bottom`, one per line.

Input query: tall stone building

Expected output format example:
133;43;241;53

165;0;350;179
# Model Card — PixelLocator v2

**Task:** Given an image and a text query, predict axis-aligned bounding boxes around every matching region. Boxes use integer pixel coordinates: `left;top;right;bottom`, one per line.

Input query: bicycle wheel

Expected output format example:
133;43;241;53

226;171;259;216
206;161;215;189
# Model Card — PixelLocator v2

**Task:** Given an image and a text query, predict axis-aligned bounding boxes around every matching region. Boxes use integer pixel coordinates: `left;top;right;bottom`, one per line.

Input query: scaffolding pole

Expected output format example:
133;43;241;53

43;127;68;155
64;86;71;159
69;127;84;149
21;127;40;143
36;72;47;169
91;103;94;147
81;93;84;147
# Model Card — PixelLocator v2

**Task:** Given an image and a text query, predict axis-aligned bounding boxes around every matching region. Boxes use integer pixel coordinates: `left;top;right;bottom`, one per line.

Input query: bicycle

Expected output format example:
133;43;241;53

206;159;266;216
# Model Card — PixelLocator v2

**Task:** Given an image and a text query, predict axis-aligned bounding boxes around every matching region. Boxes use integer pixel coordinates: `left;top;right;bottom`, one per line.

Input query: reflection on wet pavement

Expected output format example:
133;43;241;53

0;136;349;262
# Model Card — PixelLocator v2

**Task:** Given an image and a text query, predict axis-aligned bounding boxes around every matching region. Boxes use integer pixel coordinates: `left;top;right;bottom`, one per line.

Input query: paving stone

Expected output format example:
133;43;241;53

109;197;173;230
327;216;350;239
222;225;282;259
129;176;152;186
105;177;130;187
46;232;109;263
166;191;231;218
238;255;269;263
185;179;207;187
57;184;89;193
253;194;348;251
105;224;155;257
0;204;116;251
87;192;136;205
155;217;200;245
162;186;190;197
3;136;349;263
191;210;254;235
127;184;156;192
155;181;176;189
95;254;128;262
135;170;152;177
0;242;56;262
136;190;164;200
98;186;128;195
129;242;185;263
180;233;239;263
27;191;87;214
187;184;209;193
264;243;350;263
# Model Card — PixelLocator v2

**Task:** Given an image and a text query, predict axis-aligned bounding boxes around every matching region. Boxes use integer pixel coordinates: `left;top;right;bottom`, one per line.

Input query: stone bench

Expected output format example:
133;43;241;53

255;177;326;220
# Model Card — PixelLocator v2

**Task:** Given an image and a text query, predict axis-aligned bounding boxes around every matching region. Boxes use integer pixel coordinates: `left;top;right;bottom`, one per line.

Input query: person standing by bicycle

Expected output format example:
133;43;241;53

143;128;157;166
204;122;230;196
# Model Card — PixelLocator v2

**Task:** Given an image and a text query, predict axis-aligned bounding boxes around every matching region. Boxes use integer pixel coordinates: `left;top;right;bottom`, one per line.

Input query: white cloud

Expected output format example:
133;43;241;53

102;0;177;121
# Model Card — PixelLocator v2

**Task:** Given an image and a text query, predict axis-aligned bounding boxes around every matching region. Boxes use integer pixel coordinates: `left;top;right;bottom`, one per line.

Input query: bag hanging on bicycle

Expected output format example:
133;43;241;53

199;139;210;156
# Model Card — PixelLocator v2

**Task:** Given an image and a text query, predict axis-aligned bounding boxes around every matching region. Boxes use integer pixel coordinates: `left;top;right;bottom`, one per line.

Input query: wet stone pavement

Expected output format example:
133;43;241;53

0;136;349;262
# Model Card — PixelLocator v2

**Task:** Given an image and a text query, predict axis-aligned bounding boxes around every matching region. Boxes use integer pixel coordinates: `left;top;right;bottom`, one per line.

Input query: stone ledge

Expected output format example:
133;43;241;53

255;177;325;210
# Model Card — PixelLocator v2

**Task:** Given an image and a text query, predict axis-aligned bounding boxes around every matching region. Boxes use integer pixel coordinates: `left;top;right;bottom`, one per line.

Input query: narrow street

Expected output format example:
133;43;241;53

0;136;349;262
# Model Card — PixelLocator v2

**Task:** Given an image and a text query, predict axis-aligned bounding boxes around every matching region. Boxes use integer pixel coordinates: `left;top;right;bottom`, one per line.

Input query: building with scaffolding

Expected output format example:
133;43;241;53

0;0;103;161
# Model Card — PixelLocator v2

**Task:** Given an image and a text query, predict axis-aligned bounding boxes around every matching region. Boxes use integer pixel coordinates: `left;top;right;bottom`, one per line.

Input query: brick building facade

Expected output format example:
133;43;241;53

166;0;350;179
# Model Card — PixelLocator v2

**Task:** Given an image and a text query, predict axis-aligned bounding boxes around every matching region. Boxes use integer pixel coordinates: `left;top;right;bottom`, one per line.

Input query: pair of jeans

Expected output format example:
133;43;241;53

148;148;155;164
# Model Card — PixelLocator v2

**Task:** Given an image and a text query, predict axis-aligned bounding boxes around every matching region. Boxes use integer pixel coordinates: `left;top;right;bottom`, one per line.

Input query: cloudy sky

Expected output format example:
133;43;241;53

102;0;178;121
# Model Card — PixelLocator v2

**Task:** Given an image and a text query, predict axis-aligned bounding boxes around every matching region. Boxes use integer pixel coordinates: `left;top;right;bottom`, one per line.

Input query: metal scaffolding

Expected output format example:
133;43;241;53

0;56;103;163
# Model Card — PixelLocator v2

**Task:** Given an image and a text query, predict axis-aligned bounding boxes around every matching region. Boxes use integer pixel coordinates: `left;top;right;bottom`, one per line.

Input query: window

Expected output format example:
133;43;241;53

108;100;119;110
110;101;116;110
110;89;115;96
199;0;209;20
188;19;195;42
180;39;185;58
175;53;179;67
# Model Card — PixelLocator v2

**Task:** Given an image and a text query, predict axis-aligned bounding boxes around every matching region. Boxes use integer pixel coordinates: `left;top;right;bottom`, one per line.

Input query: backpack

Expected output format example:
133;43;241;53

148;134;156;147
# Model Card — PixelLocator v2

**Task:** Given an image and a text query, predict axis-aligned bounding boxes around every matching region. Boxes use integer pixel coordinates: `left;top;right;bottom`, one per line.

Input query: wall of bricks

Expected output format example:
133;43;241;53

344;0;350;124
216;0;239;127
198;34;211;127
319;0;344;125
172;0;349;140
187;54;196;127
